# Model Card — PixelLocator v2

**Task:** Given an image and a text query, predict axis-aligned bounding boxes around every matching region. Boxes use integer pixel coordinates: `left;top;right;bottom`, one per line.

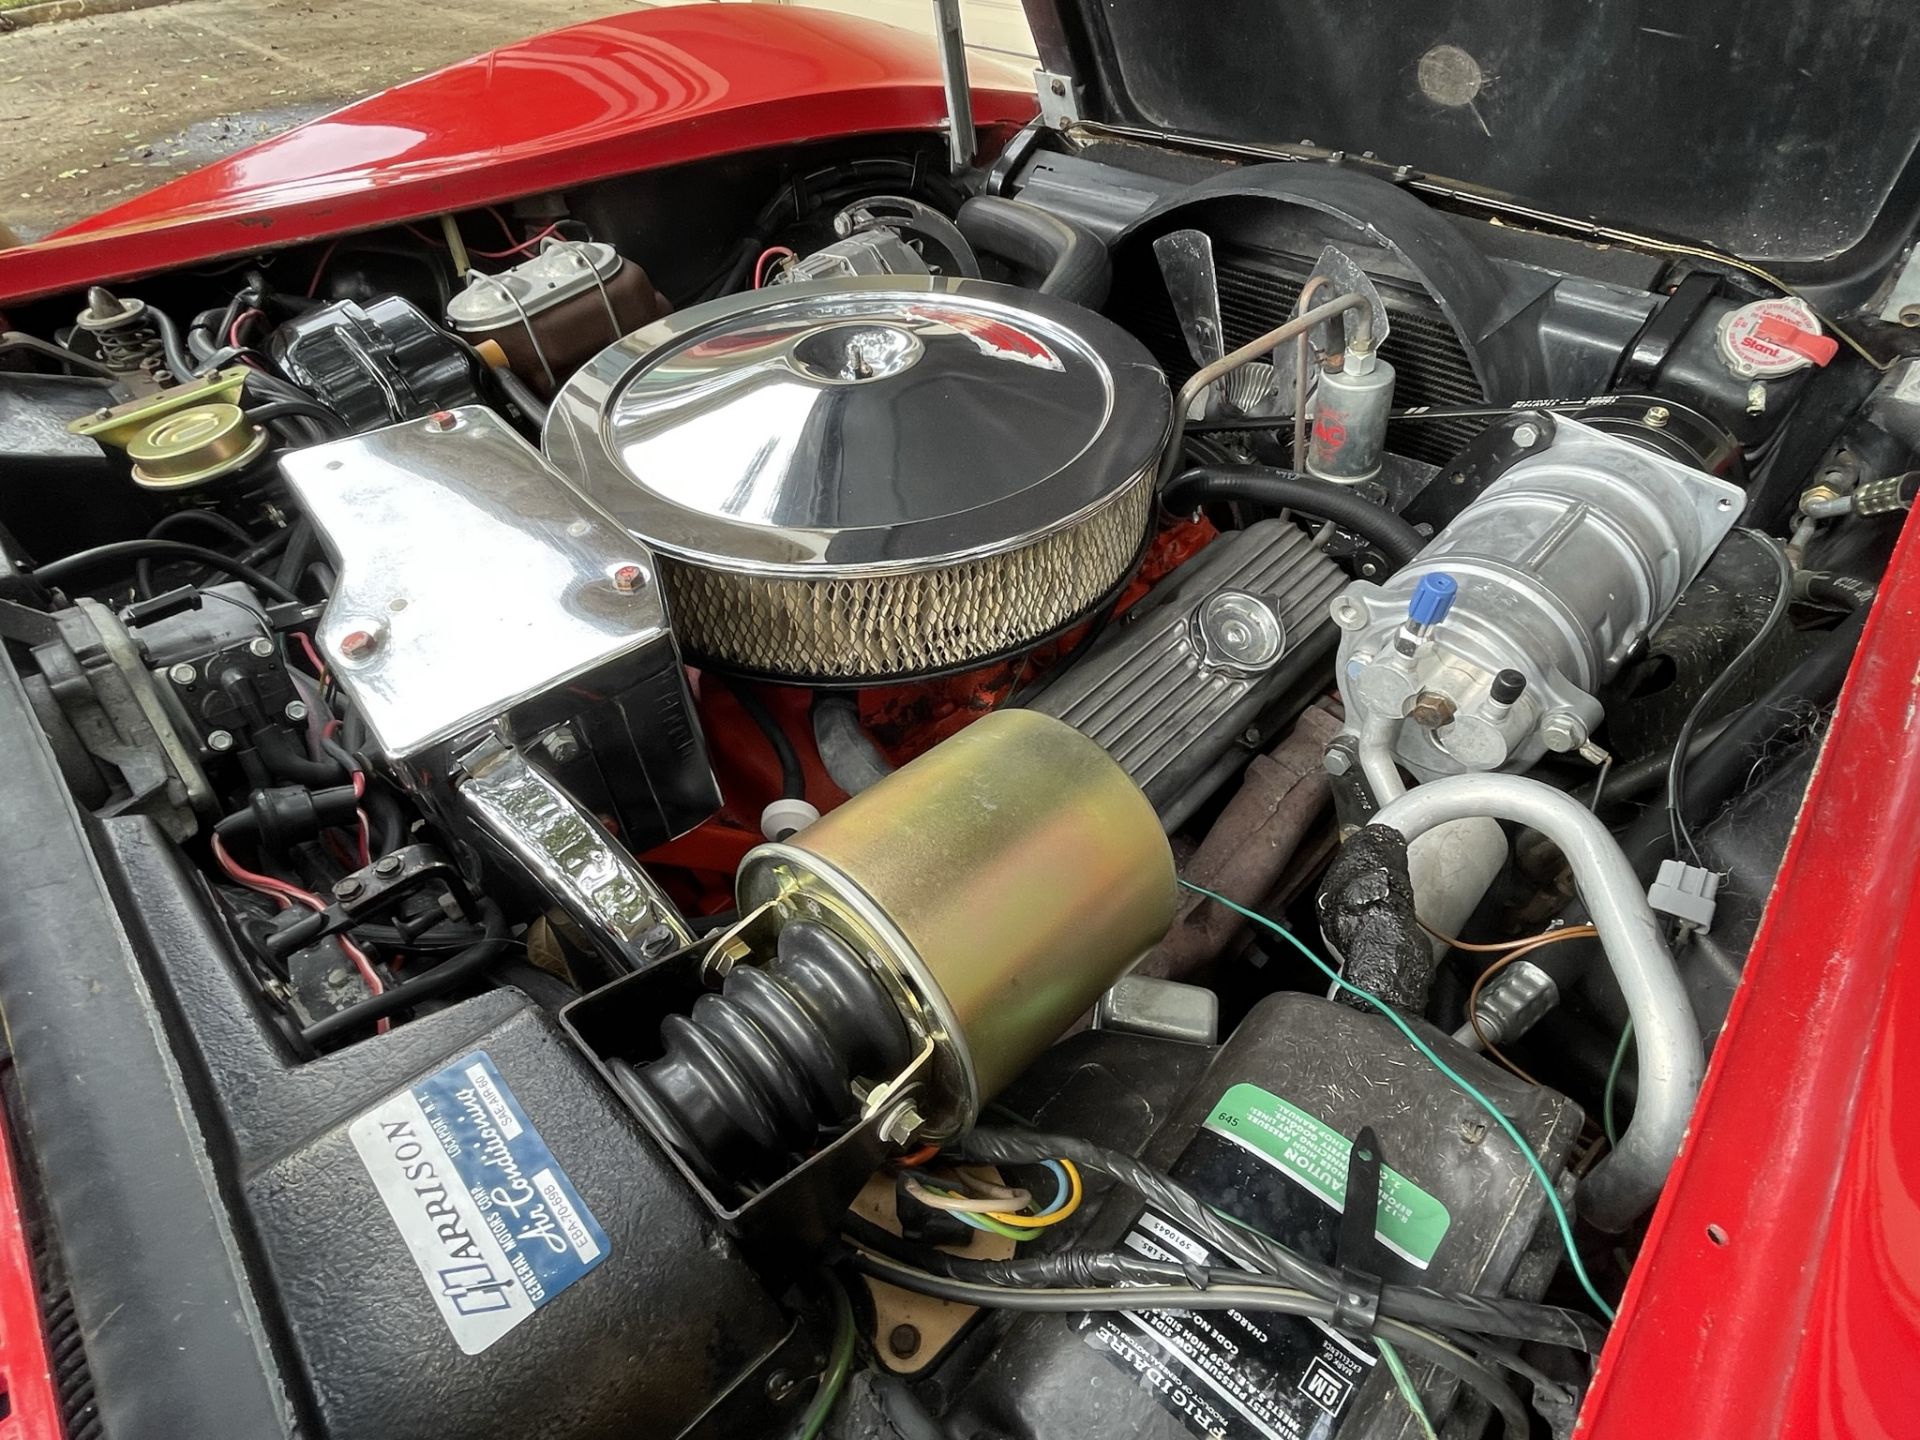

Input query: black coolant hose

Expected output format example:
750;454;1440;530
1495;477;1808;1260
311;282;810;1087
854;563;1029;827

955;196;1111;307
1166;465;1427;570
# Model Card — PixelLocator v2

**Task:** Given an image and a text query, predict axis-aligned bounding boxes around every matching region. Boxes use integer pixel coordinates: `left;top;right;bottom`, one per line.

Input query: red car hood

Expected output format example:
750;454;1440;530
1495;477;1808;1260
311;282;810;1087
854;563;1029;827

0;3;1035;306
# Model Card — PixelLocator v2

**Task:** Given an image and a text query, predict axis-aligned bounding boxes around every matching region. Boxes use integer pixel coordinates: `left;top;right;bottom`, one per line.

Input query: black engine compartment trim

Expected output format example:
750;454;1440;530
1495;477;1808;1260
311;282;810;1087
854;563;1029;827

0;643;297;1439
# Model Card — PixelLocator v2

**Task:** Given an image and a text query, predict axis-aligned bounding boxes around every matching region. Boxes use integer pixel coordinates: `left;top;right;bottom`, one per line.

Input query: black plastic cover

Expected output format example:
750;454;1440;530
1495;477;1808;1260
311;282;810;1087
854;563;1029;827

1025;0;1920;273
269;295;478;430
0;641;796;1439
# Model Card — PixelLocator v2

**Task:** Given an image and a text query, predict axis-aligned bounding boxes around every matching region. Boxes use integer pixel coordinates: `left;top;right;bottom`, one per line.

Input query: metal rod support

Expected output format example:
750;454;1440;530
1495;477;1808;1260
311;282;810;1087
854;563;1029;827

930;0;976;172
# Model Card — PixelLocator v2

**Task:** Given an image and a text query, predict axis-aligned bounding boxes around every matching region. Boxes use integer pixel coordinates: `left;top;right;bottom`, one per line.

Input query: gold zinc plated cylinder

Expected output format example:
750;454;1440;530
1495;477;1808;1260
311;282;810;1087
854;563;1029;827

735;709;1176;1137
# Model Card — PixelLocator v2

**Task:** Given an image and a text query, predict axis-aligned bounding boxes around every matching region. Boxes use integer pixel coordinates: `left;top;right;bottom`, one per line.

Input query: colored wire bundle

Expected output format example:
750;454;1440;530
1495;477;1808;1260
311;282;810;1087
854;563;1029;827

902;1159;1084;1241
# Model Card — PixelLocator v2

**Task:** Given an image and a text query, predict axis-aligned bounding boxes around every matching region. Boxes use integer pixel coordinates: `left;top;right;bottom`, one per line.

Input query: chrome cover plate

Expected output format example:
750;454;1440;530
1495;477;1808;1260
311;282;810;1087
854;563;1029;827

542;276;1169;577
280;406;717;850
283;406;675;761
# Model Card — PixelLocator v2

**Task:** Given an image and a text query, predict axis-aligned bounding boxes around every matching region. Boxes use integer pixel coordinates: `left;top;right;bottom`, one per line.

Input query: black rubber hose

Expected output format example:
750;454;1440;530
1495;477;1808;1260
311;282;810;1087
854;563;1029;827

33;539;299;603
1802;570;1878;611
301;900;510;1047
955;196;1112;307
244;399;345;436
490;365;549;428
1166;465;1426;570
212;783;360;840
811;695;893;796
255;728;348;787
137;510;262;599
149;305;198;382
870;1375;954;1440
730;681;805;801
274;519;316;593
148;509;254;548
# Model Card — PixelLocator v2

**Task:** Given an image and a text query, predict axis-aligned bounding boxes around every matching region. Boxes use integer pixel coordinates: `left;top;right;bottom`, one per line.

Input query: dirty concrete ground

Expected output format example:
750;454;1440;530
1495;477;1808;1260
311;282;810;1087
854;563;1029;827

0;0;1033;243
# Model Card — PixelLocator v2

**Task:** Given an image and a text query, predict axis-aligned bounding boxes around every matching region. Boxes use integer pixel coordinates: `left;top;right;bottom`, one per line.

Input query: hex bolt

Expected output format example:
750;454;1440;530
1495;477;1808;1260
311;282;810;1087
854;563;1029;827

339;628;379;661
374;855;403;877
888;1324;922;1359
248;636;276;659
1644;405;1671;429
284;700;309;723
542;728;582;765
1541;711;1588;752
206;729;235;753
1408;689;1457;729
878;1100;925;1146
1511;421;1541;449
1323;740;1356;777
168;662;198;687
334;877;364;900
426;410;458;432
612;563;644;593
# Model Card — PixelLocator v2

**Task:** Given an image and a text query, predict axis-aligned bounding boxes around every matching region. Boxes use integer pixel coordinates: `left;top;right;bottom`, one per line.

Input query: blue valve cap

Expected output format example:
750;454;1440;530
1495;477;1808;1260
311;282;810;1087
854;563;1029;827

1407;572;1458;626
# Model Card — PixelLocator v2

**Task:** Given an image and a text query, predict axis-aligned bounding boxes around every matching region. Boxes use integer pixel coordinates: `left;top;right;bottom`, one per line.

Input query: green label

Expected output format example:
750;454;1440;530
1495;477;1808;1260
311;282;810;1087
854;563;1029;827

1205;1083;1451;1268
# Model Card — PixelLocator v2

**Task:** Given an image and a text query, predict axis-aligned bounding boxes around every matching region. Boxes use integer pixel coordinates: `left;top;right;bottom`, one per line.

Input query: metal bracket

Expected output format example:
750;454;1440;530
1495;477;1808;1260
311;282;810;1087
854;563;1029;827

265;843;475;959
1880;242;1920;326
1035;69;1083;129
458;733;691;969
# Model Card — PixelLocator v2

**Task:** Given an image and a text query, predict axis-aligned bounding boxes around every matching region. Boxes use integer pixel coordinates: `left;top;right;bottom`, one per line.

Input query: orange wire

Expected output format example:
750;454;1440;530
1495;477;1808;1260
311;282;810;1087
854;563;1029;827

895;1144;940;1168
1464;926;1598;1084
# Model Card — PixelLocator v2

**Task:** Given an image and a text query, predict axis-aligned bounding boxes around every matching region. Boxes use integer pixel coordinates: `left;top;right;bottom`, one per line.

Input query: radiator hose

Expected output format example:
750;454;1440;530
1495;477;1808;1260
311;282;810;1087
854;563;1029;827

1166;465;1427;570
956;197;1111;308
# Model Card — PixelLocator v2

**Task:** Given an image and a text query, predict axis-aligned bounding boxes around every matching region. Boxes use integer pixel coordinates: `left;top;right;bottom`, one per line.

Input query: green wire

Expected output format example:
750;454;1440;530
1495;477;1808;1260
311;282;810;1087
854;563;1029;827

1603;1022;1635;1148
797;1280;856;1440
1376;1338;1441;1440
916;1182;1044;1241
961;1211;1045;1241
1180;881;1616;1321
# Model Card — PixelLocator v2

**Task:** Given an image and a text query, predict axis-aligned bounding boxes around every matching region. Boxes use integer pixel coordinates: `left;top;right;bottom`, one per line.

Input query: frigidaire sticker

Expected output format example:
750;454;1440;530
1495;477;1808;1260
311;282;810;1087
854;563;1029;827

1081;1084;1452;1440
350;1050;609;1354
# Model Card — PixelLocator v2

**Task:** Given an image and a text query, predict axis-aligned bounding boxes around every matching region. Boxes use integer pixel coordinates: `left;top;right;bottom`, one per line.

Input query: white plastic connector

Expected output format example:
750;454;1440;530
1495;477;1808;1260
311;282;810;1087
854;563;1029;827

760;798;821;841
1648;859;1721;934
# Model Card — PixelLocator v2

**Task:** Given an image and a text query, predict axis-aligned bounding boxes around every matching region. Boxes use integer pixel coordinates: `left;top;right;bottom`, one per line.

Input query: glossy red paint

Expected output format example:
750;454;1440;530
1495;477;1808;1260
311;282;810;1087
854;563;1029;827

0;1089;60;1440
1581;513;1920;1438
0;4;1035;306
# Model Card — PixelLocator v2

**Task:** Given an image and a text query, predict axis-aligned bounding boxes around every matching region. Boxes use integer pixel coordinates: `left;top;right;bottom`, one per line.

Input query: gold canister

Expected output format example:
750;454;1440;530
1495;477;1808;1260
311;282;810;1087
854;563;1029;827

735;709;1176;1136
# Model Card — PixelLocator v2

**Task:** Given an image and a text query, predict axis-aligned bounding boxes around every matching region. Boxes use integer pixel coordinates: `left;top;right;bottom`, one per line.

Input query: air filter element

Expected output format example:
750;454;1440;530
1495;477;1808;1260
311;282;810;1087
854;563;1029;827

542;276;1169;683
